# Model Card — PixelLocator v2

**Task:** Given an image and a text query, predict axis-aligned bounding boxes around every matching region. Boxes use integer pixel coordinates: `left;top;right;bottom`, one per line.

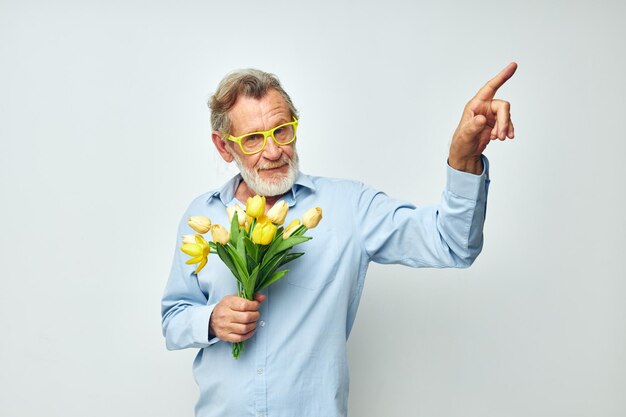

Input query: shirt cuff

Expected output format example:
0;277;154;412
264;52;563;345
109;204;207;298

191;303;220;346
446;155;490;200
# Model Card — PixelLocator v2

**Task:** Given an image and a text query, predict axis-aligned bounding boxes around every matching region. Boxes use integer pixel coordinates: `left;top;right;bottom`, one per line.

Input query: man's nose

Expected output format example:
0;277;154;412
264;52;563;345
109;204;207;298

262;135;282;160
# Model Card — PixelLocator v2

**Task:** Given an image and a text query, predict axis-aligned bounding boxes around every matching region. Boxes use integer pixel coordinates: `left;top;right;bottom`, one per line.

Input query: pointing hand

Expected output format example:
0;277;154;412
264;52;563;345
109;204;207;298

449;62;517;174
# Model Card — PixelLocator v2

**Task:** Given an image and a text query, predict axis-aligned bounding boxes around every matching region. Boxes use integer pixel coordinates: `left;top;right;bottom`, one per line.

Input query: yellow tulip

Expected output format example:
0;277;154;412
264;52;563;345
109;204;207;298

302;207;322;229
181;235;210;274
188;215;211;234
244;214;253;232
251;220;277;245
283;219;300;239
246;195;266;219
182;234;196;245
226;204;246;227
211;224;230;245
266;200;289;225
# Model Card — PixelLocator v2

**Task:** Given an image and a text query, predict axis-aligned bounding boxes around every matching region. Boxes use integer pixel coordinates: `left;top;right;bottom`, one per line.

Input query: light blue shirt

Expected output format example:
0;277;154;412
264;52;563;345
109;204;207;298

161;158;490;417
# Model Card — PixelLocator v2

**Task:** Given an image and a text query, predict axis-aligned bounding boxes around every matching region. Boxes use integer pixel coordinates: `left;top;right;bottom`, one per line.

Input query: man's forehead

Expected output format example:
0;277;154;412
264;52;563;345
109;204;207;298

229;90;291;134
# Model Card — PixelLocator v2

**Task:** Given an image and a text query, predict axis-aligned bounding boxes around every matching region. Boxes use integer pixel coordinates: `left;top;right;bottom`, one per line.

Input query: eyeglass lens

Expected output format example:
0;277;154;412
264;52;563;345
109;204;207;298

241;124;295;153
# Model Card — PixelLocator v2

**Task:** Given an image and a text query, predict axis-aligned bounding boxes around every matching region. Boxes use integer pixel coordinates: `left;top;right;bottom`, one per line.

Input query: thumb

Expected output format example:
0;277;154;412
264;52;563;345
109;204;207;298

464;115;487;138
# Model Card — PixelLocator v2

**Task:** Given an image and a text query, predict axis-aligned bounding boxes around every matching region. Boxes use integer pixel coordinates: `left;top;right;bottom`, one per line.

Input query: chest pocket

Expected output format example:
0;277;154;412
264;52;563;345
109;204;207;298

285;227;340;290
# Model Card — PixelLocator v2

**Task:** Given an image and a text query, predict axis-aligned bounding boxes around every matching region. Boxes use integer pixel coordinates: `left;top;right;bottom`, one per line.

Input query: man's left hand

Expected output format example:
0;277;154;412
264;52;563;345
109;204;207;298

449;62;518;174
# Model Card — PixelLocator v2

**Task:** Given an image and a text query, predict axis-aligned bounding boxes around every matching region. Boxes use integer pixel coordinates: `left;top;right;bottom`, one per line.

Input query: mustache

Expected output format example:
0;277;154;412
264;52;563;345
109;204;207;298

257;155;291;171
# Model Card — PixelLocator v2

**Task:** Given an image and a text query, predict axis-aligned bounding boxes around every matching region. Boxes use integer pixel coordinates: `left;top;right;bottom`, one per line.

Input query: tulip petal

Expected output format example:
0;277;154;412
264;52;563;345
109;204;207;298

188;216;212;234
302;207;322;229
283;219;301;239
185;255;203;265
195;257;208;274
246;195;266;219
211;224;230;245
182;234;197;245
181;243;202;257
267;200;288;225
195;234;210;249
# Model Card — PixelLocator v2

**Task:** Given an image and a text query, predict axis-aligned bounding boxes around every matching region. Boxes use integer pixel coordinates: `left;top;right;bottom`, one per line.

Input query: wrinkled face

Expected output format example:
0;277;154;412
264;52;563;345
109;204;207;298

221;89;299;196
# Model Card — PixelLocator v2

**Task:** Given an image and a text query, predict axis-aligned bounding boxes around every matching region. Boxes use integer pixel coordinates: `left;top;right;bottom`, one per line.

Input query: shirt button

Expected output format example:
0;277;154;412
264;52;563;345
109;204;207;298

259;320;265;327
257;368;264;375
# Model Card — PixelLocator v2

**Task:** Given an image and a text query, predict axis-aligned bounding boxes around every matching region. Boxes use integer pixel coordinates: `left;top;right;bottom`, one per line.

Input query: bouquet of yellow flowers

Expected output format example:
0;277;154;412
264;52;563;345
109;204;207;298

181;195;322;359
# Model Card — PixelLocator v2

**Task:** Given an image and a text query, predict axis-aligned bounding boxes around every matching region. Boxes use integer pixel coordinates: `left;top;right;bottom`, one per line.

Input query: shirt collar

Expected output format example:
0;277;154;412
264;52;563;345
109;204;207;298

207;171;316;207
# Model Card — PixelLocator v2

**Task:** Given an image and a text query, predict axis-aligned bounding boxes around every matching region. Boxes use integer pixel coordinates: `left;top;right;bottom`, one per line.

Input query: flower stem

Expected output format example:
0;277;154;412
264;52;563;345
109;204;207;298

232;341;243;359
232;287;251;359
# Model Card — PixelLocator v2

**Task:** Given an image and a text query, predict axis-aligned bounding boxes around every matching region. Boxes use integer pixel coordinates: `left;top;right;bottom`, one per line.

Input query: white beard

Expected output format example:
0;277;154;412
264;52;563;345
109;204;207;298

230;147;300;197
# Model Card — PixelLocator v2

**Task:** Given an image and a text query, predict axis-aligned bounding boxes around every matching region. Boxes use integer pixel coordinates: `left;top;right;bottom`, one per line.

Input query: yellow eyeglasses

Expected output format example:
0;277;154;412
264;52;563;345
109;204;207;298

226;118;298;155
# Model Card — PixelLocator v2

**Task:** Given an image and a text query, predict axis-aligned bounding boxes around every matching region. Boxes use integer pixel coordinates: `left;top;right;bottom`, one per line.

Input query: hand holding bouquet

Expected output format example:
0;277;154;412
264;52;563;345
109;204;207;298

181;196;323;359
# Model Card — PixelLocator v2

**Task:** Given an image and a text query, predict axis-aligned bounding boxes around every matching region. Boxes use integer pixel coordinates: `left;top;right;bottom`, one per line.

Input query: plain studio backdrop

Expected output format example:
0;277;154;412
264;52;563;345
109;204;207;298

1;0;624;416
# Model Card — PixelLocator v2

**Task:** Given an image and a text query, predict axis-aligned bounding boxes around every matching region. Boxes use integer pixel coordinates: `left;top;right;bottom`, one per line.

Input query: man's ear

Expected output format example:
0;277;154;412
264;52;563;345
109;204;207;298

212;131;234;163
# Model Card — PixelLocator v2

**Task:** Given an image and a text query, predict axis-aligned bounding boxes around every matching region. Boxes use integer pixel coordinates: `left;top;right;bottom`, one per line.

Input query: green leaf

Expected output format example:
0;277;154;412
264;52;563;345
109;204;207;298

236;235;248;273
225;244;249;283
215;244;243;283
258;252;288;287
243;236;258;262
248;218;257;238
257;270;289;291
229;211;240;246
258;243;270;259
246;265;260;298
292;225;308;237
281;235;312;250
278;252;304;268
246;254;257;270
262;231;284;262
264;235;311;262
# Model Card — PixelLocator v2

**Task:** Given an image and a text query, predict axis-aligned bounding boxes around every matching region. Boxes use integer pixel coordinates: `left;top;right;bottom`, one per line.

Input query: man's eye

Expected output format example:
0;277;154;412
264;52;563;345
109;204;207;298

274;127;284;135
244;134;264;142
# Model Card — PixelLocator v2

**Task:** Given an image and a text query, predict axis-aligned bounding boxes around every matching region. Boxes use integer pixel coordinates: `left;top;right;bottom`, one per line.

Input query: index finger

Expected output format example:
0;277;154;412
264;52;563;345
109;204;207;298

474;62;518;101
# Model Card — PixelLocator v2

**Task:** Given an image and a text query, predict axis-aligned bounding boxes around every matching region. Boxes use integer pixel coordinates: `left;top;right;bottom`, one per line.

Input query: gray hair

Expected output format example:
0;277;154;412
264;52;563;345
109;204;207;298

208;68;299;135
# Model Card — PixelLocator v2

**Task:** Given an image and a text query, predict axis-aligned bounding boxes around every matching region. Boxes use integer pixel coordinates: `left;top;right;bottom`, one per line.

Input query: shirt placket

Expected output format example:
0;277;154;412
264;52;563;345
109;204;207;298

253;291;268;417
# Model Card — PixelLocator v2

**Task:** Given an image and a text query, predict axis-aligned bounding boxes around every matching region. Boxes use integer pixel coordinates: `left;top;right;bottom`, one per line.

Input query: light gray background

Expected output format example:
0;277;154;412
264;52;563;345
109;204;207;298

1;0;624;416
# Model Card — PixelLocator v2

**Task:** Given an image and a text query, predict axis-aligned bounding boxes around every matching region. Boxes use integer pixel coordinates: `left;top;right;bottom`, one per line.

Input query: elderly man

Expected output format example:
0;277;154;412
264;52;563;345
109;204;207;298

161;64;516;417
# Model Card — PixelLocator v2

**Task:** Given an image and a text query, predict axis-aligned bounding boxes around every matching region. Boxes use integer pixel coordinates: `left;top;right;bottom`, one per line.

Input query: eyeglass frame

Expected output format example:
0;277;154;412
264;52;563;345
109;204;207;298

225;117;299;155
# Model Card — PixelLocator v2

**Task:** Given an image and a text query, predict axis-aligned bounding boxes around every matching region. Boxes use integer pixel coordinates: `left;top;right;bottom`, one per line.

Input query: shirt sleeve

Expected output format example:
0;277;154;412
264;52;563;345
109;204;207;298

161;213;221;350
357;156;490;268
